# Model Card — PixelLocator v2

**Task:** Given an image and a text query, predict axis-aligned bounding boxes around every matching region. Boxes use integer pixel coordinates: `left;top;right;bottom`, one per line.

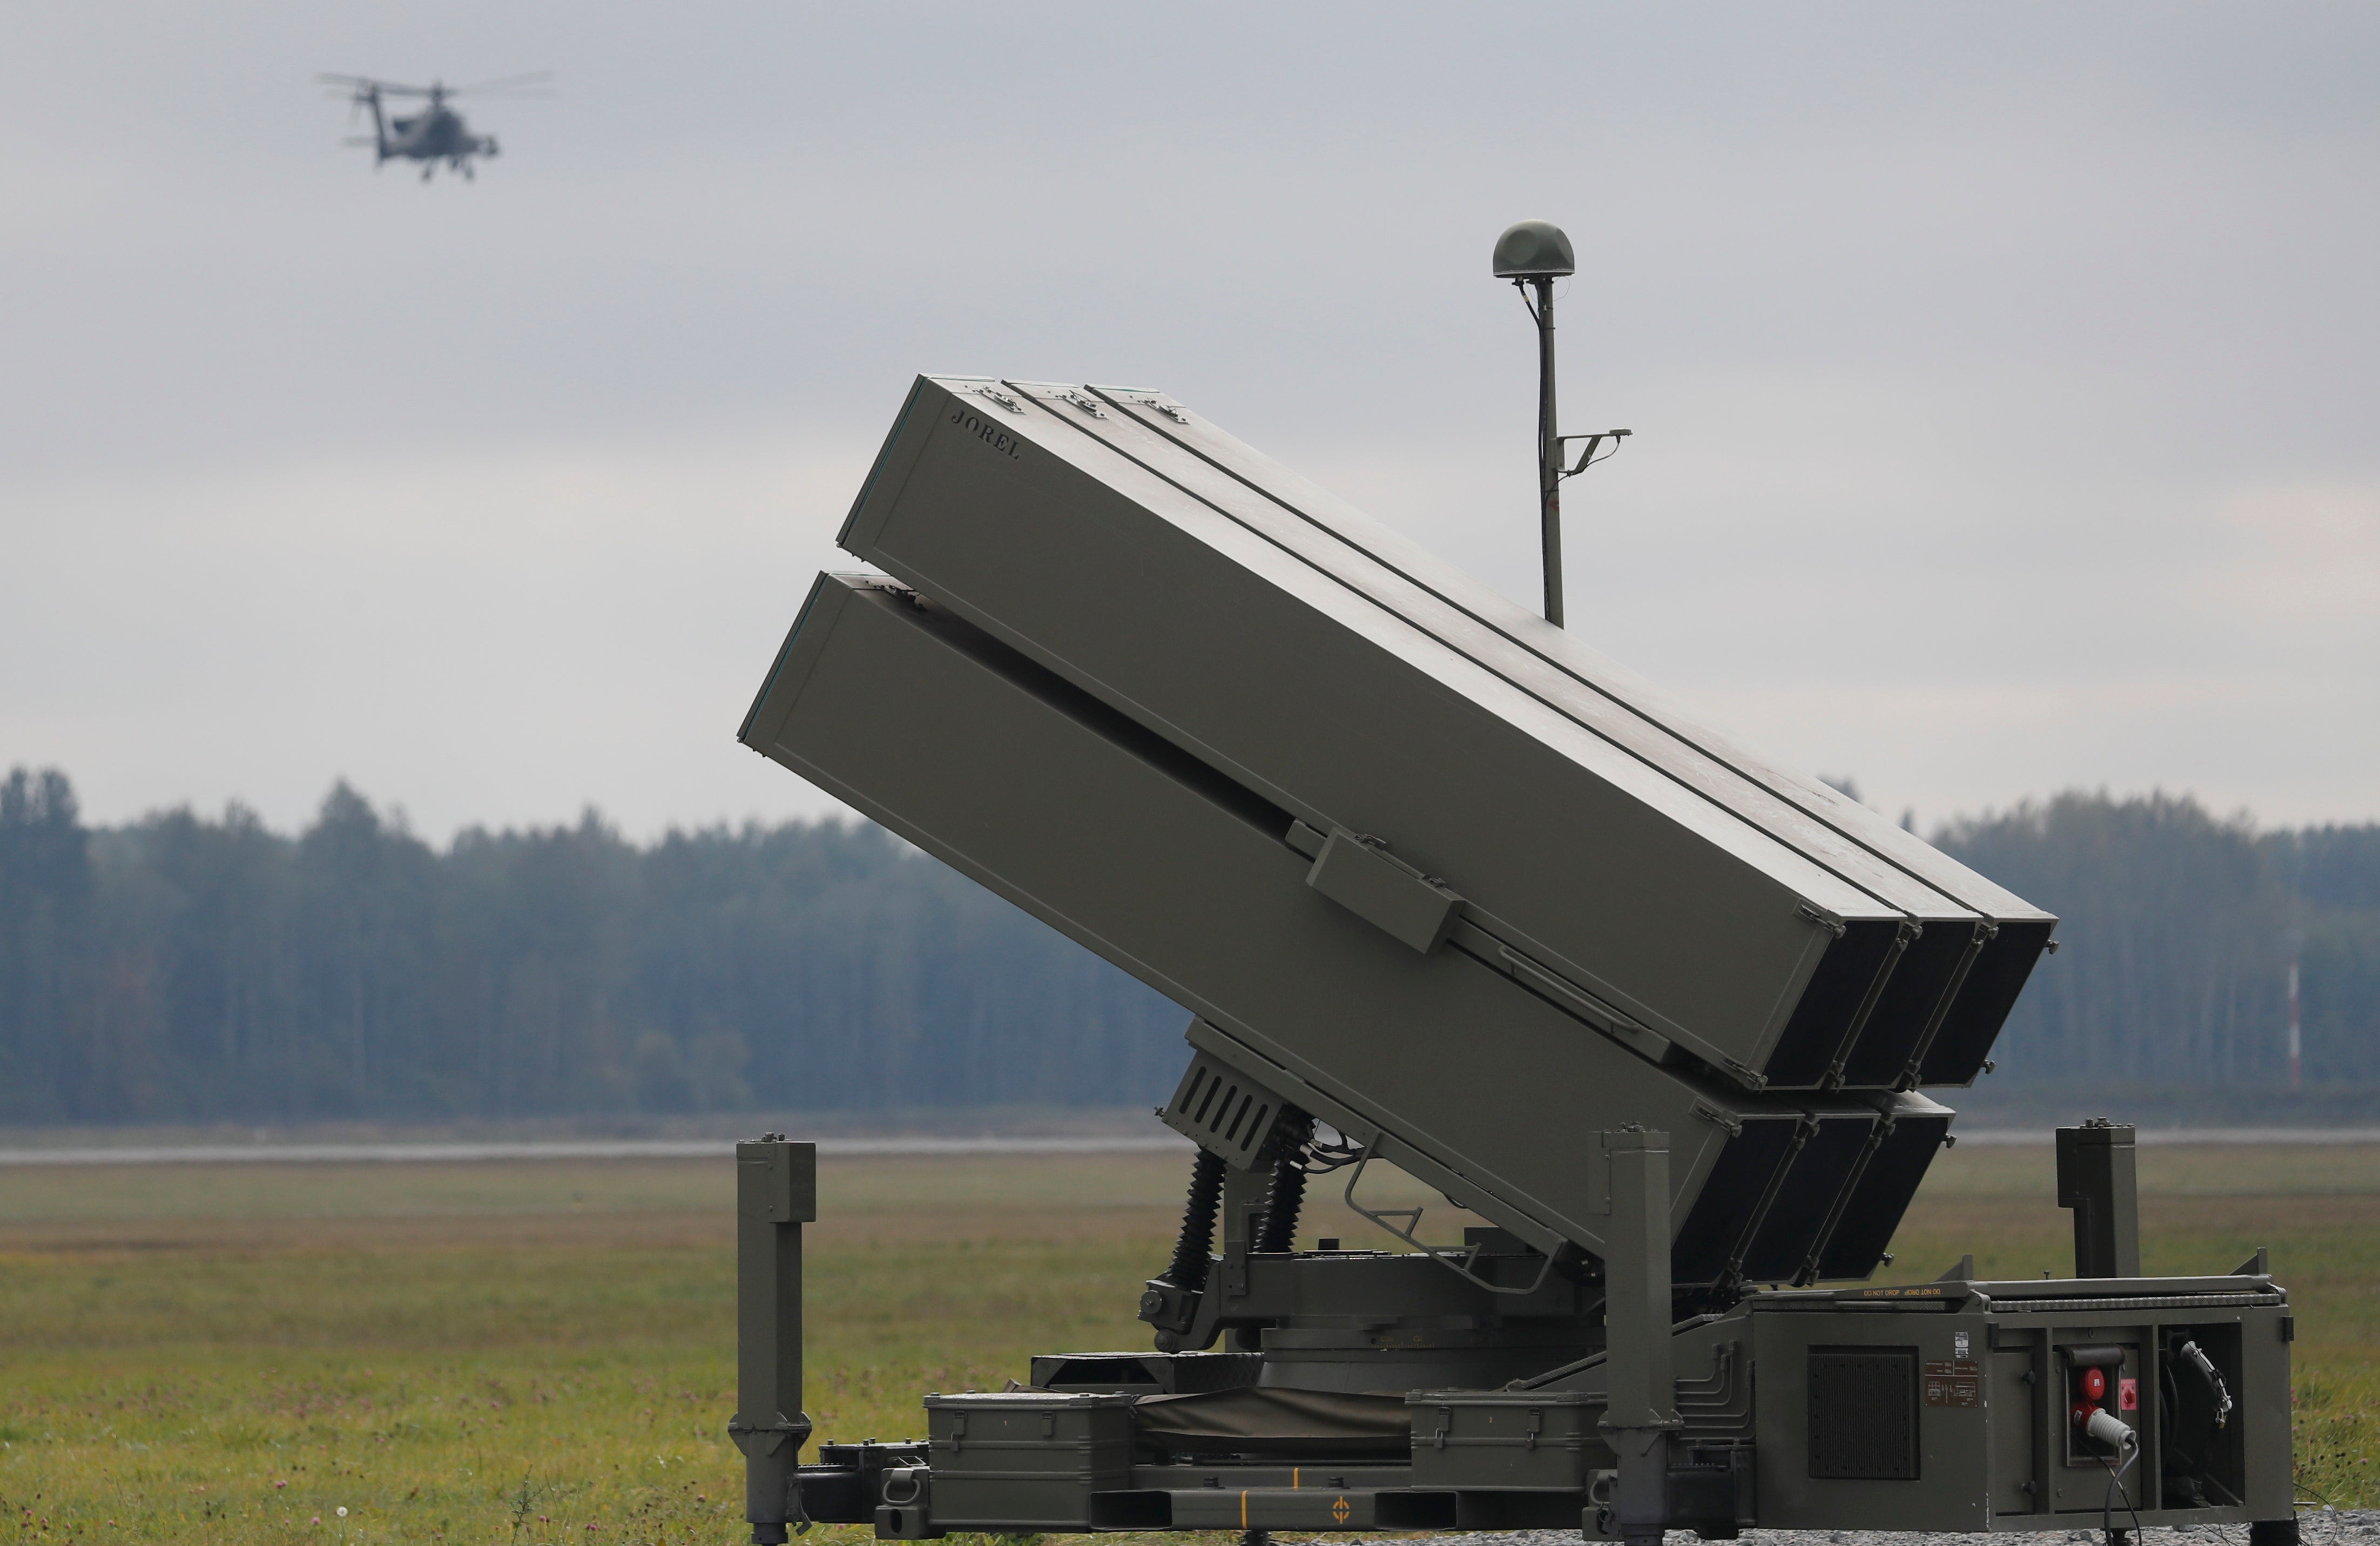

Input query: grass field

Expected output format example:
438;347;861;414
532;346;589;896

2;1141;2374;1545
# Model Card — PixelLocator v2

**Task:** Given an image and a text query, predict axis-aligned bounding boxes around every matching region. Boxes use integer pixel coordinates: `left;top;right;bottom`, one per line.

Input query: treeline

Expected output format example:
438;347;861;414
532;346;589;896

1937;792;2378;1087
0;770;1190;1124
1;769;2376;1124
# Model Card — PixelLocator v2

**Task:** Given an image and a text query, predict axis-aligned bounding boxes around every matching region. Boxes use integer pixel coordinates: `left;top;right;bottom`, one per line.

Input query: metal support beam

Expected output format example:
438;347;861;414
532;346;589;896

2055;1120;2139;1279
1218;1162;1273;1329
1599;1127;1679;1546
730;1137;817;1544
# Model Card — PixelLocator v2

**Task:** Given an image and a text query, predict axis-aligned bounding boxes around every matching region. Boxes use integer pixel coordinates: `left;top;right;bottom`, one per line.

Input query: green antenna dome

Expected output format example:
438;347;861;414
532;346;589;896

1492;220;1575;278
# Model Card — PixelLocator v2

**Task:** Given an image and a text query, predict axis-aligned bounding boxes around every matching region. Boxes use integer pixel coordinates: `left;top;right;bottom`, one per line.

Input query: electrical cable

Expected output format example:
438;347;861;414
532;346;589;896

2095;1425;2143;1546
1514;278;1543;327
1302;1126;1366;1175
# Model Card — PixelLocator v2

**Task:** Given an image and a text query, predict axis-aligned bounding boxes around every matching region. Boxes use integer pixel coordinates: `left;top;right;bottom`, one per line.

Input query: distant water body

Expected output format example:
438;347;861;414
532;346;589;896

0;1128;2374;1166
0;1135;1195;1166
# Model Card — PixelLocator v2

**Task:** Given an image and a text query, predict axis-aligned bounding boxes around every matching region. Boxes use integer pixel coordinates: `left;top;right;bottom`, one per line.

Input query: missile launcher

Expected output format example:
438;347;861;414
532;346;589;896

726;379;2296;1546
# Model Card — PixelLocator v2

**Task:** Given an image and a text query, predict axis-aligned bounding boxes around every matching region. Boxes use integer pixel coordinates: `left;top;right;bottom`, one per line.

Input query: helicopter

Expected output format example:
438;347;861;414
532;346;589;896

320;73;550;181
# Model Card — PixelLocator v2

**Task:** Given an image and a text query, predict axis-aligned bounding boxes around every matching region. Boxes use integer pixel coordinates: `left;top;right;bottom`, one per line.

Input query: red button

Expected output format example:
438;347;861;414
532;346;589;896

2079;1367;2107;1402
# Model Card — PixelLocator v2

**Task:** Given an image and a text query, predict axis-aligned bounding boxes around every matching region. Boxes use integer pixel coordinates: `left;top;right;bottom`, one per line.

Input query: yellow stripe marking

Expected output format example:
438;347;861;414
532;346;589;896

1240;1490;1249;1529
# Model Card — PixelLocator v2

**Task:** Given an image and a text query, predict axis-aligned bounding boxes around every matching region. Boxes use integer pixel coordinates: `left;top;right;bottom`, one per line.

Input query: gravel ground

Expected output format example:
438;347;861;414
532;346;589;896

1428;1510;2379;1546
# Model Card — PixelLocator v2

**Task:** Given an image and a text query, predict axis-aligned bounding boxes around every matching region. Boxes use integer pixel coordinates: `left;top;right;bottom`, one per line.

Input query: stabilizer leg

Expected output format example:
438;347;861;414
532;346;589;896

1598;1127;1680;1546
729;1136;817;1544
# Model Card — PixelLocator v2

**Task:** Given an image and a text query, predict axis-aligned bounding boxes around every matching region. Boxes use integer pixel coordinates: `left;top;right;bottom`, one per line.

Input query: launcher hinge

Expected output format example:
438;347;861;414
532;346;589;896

1794;903;1848;939
1126;394;1192;425
1691;1100;1745;1138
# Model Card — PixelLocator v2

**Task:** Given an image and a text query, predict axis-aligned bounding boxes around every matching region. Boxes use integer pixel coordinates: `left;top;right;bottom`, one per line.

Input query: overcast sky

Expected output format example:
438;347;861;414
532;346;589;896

4;3;2375;844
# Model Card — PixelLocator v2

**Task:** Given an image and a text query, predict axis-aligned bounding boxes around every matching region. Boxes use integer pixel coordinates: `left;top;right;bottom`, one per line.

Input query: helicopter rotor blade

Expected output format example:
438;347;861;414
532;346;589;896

449;71;554;96
318;72;439;98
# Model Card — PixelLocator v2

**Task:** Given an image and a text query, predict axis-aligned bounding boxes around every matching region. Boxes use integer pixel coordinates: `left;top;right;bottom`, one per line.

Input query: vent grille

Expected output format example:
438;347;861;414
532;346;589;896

1806;1347;1919;1481
1159;1054;1309;1170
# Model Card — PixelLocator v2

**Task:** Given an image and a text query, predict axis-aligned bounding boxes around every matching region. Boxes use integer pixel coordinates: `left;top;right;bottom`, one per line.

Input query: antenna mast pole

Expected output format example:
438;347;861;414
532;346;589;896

1533;276;1563;627
1495;220;1613;630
